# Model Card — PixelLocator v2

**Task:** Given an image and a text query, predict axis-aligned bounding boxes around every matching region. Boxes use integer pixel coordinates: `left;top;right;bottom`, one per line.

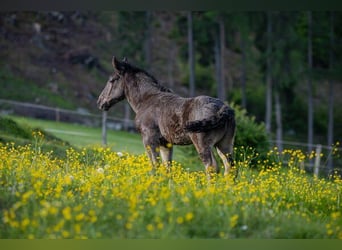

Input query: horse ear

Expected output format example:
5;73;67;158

122;57;128;63
112;56;125;73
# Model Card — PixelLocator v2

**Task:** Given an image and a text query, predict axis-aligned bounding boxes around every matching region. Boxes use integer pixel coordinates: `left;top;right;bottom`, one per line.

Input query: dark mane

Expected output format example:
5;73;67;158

123;62;172;93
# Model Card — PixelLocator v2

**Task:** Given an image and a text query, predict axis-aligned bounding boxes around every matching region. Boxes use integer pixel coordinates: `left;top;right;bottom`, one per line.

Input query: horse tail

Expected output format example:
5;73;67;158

184;106;235;133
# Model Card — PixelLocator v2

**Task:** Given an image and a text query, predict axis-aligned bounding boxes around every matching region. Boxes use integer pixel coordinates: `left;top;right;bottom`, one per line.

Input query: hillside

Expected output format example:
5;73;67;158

0;12;113;112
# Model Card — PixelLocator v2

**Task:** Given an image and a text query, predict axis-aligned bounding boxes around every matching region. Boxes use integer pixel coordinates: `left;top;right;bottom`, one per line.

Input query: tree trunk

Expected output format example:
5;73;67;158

144;11;152;71
214;33;221;97
240;32;247;109
218;16;226;101
275;90;283;152
187;11;195;97
327;12;335;171
265;11;273;136
307;11;314;154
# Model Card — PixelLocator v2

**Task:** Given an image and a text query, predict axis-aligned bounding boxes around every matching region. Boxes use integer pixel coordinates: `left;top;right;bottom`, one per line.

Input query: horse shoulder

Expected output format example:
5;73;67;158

135;109;158;132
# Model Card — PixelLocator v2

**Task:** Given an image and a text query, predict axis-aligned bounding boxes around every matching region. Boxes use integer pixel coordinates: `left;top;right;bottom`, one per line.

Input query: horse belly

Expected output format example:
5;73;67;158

169;132;192;145
160;121;191;145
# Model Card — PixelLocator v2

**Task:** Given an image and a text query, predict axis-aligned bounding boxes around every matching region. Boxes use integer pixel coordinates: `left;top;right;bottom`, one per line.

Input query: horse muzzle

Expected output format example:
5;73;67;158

97;99;109;111
100;104;110;111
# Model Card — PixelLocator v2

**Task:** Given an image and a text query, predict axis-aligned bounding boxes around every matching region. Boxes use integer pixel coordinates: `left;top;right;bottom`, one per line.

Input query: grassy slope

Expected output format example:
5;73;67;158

9;115;144;153
7;115;202;169
0;115;72;158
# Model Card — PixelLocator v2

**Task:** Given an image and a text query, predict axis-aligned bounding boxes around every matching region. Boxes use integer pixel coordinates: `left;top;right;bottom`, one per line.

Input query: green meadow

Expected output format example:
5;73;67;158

0;115;341;239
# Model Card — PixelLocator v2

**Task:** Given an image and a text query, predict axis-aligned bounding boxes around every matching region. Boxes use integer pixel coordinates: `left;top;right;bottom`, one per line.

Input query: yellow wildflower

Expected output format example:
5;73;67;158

185;212;194;221
176;216;184;224
62;207;72;220
230;214;239;228
146;224;154;232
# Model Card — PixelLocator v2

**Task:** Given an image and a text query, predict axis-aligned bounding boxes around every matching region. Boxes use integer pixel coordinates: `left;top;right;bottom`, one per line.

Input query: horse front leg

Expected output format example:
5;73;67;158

144;143;160;170
142;135;161;170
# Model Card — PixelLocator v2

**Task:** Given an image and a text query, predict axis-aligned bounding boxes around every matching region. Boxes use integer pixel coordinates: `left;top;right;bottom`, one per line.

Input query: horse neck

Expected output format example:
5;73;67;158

124;75;161;113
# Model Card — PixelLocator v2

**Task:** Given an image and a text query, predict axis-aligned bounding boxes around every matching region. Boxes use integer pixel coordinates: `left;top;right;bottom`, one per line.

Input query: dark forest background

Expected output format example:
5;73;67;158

0;11;341;148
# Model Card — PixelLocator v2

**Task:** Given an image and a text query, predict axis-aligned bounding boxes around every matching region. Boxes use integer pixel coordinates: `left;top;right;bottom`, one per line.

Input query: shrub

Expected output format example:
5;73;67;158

231;103;269;164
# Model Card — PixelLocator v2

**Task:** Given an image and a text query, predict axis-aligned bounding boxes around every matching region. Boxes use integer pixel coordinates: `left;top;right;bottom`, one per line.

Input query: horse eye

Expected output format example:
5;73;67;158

110;75;120;83
109;76;116;83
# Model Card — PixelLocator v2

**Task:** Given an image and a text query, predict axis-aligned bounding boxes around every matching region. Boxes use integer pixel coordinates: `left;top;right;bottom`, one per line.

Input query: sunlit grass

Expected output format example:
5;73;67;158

0;133;341;238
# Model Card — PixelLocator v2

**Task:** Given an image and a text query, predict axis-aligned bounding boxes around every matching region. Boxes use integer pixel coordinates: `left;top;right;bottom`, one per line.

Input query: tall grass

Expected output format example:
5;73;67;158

0;132;341;239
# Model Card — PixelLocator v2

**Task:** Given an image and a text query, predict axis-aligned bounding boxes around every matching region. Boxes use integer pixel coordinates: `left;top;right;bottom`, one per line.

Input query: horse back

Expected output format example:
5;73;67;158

135;94;232;145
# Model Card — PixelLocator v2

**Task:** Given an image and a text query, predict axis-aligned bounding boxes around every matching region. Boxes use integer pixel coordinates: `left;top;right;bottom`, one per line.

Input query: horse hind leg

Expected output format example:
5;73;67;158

196;146;219;175
216;147;234;176
190;134;219;176
216;135;235;176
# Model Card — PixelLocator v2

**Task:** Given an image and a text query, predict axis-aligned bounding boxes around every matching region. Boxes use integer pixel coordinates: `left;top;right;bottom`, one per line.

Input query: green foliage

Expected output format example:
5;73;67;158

231;103;269;162
282;94;307;136
115;12;147;64
181;62;216;95
230;83;266;122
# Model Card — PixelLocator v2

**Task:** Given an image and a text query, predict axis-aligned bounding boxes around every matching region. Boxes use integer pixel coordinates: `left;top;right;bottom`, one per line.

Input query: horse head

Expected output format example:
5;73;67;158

97;56;127;111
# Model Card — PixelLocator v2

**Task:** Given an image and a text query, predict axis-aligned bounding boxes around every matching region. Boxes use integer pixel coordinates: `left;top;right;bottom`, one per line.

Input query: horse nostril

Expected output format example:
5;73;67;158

97;101;104;109
98;100;110;110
